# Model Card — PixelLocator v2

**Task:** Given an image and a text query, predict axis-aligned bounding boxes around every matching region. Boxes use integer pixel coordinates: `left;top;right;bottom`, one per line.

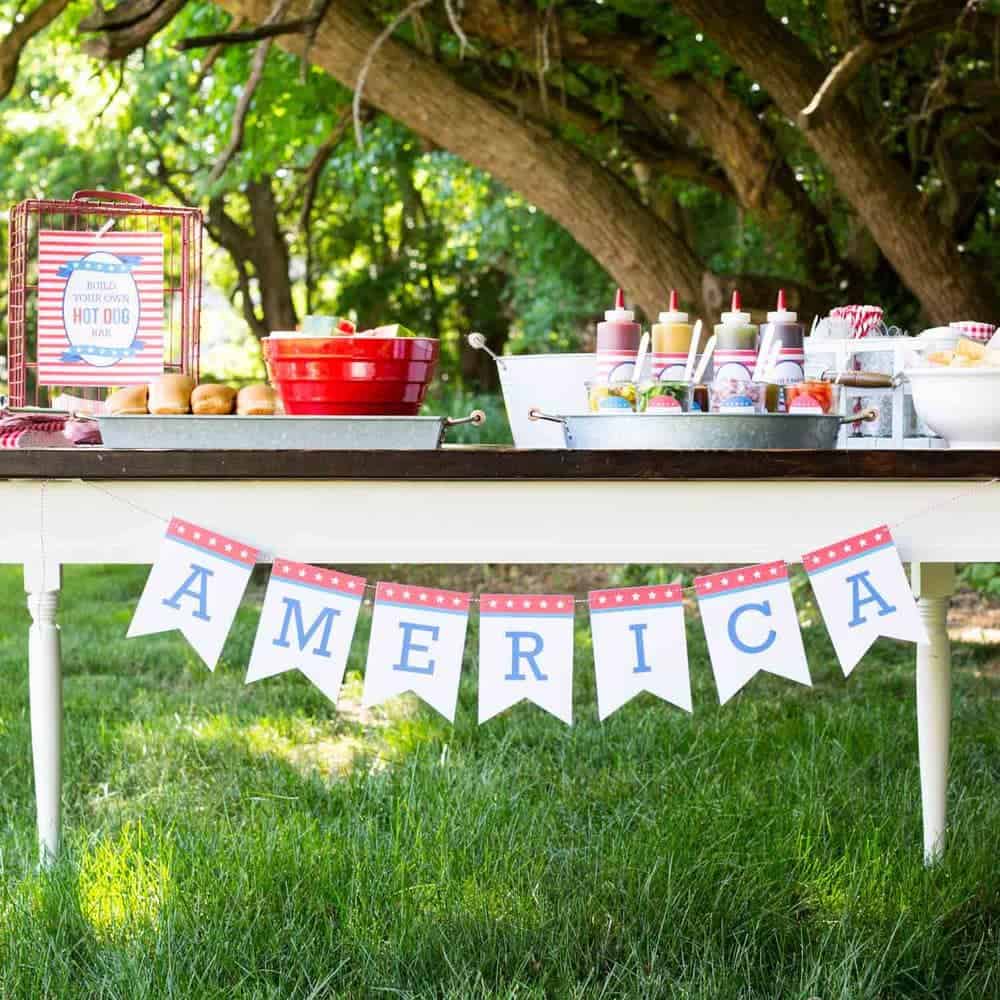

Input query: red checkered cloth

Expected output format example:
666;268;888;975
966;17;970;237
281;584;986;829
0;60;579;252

950;321;996;343
0;409;101;448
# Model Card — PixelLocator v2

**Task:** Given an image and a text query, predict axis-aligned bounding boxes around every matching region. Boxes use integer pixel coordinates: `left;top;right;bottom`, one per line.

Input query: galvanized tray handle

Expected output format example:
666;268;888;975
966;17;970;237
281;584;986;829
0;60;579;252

444;410;487;430
466;332;508;372
839;407;878;425
527;408;567;425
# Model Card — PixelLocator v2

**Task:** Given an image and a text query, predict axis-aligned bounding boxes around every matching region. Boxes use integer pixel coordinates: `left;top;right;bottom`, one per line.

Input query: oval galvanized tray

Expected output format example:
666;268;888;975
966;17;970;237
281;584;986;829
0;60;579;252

530;411;863;450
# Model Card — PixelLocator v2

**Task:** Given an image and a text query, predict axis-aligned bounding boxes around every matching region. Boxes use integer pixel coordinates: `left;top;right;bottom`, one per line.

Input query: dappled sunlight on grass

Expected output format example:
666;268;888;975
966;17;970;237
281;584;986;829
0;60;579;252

183;707;388;780
78;822;171;943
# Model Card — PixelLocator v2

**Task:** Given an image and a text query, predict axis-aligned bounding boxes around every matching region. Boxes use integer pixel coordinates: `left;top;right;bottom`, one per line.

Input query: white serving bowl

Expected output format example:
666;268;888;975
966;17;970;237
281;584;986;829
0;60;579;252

906;366;1000;449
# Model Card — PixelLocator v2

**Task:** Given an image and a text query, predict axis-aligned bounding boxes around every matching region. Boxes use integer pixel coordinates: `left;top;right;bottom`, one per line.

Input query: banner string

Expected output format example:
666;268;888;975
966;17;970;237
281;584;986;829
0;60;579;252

71;474;999;606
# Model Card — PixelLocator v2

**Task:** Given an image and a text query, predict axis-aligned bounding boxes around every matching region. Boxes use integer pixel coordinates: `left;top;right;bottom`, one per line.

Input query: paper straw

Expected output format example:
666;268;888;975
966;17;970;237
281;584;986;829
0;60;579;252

752;327;775;382
633;331;650;381
692;334;716;385
682;319;703;383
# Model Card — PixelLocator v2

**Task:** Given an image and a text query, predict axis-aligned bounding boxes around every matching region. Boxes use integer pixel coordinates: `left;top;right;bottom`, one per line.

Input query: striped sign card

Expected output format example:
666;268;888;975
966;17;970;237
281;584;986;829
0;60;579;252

37;229;165;386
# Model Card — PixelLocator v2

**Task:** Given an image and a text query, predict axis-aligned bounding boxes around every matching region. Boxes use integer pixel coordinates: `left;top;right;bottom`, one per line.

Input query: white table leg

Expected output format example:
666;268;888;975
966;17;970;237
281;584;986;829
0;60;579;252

24;561;63;866
911;561;955;865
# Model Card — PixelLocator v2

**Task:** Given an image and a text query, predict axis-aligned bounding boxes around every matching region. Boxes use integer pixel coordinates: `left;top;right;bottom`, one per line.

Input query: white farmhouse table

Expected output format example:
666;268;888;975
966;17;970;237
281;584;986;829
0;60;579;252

2;446;999;867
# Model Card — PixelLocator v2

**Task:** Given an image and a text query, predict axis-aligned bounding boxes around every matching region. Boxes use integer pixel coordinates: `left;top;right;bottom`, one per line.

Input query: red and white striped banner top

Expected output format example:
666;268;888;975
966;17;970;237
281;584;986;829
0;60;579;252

166;518;258;566
588;584;682;613
802;525;895;574
376;581;471;613
479;594;574;617
272;560;366;598
695;561;788;600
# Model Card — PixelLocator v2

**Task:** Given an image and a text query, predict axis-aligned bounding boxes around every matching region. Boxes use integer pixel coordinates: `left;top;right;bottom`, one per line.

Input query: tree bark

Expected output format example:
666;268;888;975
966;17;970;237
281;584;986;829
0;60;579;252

208;178;297;336
672;0;998;323
455;0;840;279
0;0;71;100
209;0;709;318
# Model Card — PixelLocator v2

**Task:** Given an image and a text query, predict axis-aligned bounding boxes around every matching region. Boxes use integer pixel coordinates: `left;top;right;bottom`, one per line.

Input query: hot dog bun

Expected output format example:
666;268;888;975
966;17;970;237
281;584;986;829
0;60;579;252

191;383;237;415
148;374;196;415
236;384;277;416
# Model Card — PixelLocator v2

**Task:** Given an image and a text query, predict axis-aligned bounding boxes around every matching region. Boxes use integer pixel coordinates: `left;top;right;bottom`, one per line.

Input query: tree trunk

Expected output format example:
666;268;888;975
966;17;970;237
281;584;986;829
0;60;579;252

672;0;998;324
211;0;709;319
208;177;297;337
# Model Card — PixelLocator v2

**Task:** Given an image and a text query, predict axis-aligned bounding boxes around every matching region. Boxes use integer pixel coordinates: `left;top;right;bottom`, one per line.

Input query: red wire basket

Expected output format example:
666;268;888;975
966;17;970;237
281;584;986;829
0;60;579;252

6;189;202;407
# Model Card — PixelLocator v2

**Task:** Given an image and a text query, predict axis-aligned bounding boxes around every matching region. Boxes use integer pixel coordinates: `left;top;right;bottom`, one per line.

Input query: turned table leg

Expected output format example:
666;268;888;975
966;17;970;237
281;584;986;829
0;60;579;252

24;561;63;866
911;562;955;866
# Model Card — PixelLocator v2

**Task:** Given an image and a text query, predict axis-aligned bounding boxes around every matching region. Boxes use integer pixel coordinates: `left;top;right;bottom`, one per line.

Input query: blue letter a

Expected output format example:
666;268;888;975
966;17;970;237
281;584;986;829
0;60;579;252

846;570;896;628
162;563;214;622
273;597;340;657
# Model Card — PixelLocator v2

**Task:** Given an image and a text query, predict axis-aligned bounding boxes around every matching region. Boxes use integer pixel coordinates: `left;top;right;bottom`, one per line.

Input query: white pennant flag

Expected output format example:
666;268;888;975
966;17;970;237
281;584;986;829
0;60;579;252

588;584;692;719
246;560;366;703
128;517;257;670
363;582;471;721
478;594;575;724
803;525;927;676
695;561;811;704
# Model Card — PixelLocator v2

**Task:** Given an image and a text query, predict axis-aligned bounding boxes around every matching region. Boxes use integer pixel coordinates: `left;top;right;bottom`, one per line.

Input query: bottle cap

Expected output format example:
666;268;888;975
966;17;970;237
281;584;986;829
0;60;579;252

657;288;688;325
720;289;751;325
766;288;797;323
604;287;635;323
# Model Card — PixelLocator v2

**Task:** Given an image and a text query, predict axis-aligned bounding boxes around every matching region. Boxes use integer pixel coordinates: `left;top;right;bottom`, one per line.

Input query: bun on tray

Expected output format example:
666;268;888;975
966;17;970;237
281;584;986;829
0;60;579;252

148;374;196;415
108;384;148;415
236;384;277;415
191;383;237;415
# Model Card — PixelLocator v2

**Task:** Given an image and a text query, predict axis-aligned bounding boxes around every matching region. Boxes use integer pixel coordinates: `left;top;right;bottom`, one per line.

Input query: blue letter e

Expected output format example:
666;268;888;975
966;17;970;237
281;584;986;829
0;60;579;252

393;621;439;675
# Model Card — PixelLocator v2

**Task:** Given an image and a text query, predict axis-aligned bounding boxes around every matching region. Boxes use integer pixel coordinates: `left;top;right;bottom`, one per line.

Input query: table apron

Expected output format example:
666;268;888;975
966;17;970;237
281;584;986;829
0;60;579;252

1;478;995;565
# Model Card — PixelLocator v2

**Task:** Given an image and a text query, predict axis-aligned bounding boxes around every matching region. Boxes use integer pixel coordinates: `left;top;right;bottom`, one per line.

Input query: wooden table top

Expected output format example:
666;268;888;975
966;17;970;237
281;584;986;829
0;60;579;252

1;447;999;480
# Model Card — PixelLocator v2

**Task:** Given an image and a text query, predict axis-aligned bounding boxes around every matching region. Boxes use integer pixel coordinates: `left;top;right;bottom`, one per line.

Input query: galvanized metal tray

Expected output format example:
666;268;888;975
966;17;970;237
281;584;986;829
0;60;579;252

529;409;873;450
96;411;485;450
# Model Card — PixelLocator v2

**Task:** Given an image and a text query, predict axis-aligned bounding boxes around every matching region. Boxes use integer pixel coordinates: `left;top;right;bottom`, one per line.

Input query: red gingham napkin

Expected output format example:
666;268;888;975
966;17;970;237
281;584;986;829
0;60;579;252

949;321;996;343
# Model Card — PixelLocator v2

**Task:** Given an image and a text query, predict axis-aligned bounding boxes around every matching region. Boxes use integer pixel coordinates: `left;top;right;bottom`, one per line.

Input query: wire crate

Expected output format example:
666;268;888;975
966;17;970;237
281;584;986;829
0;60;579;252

7;189;202;407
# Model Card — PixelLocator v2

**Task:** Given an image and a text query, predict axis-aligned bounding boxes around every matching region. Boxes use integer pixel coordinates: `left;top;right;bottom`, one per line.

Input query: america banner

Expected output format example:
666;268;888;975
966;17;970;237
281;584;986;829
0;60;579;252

363;582;471;721
695;561;811;705
128;518;257;670
588;584;691;718
803;526;927;675
246;561;366;702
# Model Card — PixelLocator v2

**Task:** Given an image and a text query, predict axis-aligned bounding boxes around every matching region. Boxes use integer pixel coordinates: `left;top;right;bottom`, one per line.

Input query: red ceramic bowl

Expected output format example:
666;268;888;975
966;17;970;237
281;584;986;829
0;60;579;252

262;336;439;416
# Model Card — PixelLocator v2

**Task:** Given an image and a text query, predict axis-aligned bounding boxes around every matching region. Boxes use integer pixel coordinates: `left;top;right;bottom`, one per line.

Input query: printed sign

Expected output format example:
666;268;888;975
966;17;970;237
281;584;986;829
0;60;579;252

246;561;366;703
589;584;692;719
695;561;811;704
363;582;471;721
478;594;575;724
128;518;257;670
803;525;927;676
37;229;165;385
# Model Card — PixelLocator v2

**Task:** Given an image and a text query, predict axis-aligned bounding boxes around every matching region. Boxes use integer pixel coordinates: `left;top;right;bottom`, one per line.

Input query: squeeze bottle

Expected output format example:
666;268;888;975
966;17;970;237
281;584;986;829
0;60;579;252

595;288;642;382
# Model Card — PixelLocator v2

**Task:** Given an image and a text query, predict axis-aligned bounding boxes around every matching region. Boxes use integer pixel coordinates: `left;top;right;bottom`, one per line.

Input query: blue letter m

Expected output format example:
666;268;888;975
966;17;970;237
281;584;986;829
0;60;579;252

273;597;340;657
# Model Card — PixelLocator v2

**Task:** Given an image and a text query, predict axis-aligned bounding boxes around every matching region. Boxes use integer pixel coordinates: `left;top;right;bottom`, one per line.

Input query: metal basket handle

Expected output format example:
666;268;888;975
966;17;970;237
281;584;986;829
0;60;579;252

71;190;149;206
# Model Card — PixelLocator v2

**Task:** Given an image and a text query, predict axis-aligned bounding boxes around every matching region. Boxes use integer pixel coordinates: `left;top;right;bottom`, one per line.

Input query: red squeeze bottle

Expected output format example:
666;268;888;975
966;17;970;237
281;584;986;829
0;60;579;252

595;287;641;381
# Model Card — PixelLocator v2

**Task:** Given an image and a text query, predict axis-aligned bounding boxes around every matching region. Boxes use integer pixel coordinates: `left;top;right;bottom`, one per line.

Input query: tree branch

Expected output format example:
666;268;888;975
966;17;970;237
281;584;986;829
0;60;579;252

207;0;291;184
798;2;990;129
80;0;189;61
175;16;318;51
0;0;71;100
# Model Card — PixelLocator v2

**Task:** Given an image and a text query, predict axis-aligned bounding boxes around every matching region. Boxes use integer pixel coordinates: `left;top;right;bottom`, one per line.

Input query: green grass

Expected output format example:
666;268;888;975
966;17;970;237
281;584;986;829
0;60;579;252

0;565;998;998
